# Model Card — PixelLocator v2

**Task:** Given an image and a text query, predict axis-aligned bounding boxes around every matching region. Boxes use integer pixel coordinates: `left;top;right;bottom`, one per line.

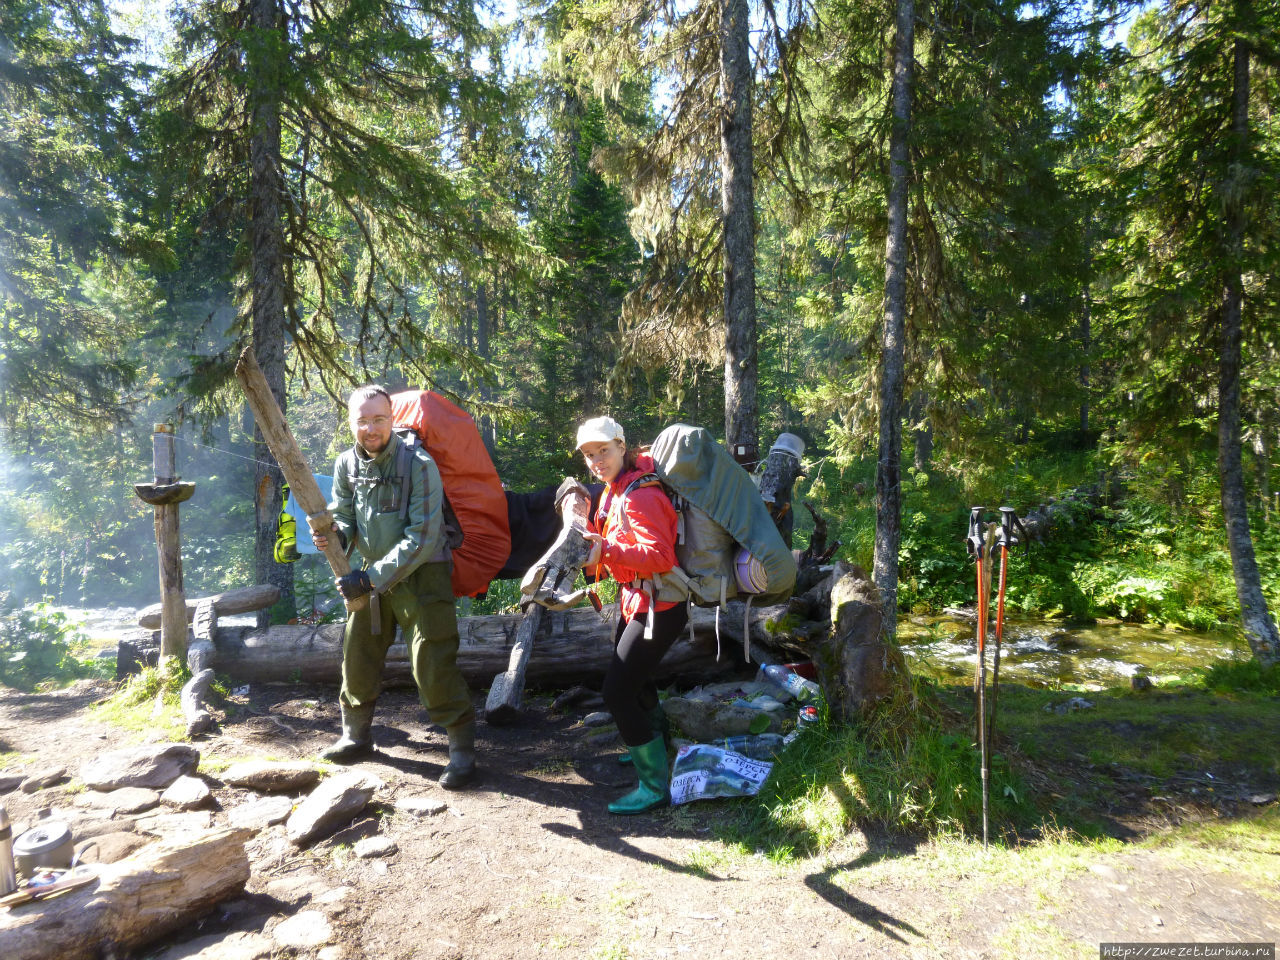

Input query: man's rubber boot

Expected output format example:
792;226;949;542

439;721;478;791
320;704;375;763
608;735;670;815
618;702;670;766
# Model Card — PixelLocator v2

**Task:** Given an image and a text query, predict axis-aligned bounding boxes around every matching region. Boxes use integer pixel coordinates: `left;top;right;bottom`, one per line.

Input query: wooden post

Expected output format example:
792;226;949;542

133;424;196;663
234;347;365;613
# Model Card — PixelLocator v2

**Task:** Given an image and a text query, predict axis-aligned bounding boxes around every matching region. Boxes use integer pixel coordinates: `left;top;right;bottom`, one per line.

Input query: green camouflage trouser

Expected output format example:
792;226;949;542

339;561;474;731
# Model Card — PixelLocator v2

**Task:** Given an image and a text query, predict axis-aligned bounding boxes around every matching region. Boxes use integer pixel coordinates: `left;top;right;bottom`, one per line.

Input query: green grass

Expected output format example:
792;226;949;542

92;662;191;738
713;666;1280;859
1140;806;1280;897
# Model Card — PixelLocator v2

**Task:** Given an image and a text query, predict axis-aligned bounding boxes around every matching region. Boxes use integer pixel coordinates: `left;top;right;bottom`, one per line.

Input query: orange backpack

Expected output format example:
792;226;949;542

390;390;511;598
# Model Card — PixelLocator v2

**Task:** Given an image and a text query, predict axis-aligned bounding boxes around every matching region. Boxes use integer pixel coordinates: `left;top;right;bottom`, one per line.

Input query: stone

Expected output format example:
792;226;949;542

314;886;353;914
223;760;320;794
227;795;294;830
318;948;346;960
662;697;782;741
353;836;398;859
81;743;199;791
162;775;213;810
73;830;152;865
0;773;24;794
84;786;160;815
264;872;329;906
581;711;613;727
1046;697;1095;714
136;811;214;836
396;796;447;817
19;766;68;793
286;773;375;847
149;931;275;960
272;910;333;948
550;685;602;712
1248;793;1276;805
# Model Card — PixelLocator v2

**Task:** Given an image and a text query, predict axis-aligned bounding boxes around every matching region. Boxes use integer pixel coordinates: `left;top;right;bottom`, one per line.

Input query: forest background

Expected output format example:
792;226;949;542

1;0;1278;669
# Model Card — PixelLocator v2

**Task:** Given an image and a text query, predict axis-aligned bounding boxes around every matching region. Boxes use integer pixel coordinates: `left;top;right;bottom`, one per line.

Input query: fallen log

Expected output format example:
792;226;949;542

137;584;280;630
206;597;827;689
0;827;252;960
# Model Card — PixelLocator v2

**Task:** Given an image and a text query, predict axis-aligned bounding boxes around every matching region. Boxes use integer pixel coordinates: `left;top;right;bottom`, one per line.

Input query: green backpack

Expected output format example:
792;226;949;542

616;424;797;658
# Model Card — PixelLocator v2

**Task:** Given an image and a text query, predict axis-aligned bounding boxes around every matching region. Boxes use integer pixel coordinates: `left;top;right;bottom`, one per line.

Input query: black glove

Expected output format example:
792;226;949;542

337;569;373;600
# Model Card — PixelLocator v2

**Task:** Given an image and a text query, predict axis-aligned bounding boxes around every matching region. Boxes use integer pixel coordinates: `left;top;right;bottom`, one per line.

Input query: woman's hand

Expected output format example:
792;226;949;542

583;532;604;570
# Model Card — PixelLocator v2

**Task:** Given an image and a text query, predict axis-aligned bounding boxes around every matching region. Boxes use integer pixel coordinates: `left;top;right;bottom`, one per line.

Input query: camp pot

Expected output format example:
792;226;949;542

0;804;16;897
13;820;74;880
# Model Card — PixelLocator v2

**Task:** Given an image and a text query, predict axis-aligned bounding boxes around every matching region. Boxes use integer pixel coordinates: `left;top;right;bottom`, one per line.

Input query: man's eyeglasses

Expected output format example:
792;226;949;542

355;416;390;429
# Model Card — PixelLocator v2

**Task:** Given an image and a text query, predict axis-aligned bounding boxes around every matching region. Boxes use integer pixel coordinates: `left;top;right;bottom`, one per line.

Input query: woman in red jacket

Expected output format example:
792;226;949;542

577;415;688;815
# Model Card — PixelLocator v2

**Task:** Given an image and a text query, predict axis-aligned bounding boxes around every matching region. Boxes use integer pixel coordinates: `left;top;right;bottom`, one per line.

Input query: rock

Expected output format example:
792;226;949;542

148;931;275;960
1087;863;1120;882
550;685;602;712
162;776;212;810
353;836;398;859
227;795;294;830
136;811;214;837
222;760;320;793
1248;793;1276;805
662;697;783;741
0;773;24;794
83;786;160;815
313;887;353;915
318;948;346;960
74;830;152;865
1045;697;1095;714
19;766;68;793
264;872;329;906
581;711;613;727
396;796;447;817
1131;674;1154;692
286;773;376;847
81;744;199;791
272;910;333;948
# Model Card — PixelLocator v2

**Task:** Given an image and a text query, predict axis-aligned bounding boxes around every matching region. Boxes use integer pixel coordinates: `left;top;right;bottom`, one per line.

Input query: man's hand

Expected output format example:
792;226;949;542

336;569;373;600
312;524;343;552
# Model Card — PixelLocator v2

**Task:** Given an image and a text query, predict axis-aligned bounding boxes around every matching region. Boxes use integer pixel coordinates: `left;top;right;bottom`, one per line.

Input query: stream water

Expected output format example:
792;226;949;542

897;615;1250;690
52;606;1250;691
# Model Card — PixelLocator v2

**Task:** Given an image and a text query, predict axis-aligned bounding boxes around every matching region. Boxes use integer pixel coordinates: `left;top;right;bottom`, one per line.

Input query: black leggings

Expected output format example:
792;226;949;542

603;604;690;746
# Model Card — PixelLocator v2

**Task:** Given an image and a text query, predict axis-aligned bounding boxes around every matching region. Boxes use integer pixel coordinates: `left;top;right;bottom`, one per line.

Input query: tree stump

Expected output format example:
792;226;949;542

814;565;910;723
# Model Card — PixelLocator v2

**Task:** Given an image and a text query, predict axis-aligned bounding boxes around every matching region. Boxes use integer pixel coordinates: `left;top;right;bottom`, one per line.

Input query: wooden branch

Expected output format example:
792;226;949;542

483;605;544;725
234;347;364;612
0;828;252;960
137;584;281;630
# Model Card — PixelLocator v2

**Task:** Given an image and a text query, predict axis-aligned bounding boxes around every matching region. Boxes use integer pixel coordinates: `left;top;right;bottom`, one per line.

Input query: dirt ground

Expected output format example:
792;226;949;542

1;679;1277;960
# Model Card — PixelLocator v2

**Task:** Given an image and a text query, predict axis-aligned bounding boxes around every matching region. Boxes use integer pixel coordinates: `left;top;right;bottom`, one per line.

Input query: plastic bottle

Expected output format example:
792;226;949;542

0;803;16;898
718;733;787;760
762;663;821;702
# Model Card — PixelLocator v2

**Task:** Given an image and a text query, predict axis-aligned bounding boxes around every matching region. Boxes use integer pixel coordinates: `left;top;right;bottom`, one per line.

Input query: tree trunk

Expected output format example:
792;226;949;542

248;0;293;628
873;0;914;643
1219;36;1279;666
720;0;758;466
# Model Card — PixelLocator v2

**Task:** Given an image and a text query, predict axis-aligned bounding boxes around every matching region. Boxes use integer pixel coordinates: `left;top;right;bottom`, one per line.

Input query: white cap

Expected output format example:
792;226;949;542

576;416;625;450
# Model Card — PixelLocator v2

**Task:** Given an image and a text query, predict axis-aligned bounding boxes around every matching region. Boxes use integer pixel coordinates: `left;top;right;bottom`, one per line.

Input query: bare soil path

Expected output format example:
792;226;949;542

1;680;1276;960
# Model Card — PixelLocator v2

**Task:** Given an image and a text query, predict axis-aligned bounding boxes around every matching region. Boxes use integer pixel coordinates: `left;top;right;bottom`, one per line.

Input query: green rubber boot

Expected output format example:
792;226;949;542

618;702;670;766
439;720;478;791
320;703;375;763
608;735;669;815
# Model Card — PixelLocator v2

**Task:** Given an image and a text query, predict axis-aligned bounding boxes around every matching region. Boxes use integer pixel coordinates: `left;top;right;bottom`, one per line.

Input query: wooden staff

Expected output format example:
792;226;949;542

233;347;366;613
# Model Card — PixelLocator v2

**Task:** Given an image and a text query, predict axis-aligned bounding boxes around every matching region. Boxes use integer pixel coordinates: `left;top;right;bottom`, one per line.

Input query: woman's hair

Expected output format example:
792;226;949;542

621;442;639;473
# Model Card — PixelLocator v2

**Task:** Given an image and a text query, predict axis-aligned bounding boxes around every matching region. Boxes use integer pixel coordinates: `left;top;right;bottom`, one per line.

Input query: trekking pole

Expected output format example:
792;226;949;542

990;507;1028;741
966;507;990;848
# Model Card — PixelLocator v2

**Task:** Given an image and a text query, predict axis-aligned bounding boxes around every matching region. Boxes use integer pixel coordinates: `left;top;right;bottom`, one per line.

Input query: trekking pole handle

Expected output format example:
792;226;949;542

966;506;986;559
998;506;1030;554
